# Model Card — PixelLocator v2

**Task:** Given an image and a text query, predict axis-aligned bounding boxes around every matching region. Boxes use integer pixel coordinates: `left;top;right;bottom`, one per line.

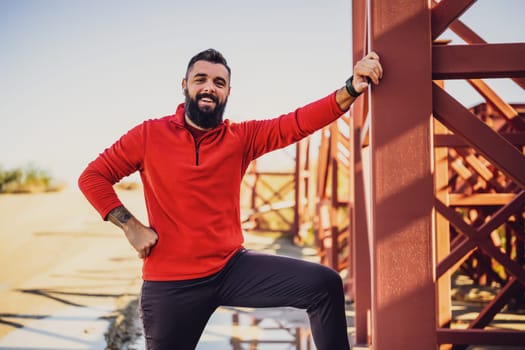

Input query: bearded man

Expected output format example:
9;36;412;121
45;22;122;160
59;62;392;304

79;48;382;350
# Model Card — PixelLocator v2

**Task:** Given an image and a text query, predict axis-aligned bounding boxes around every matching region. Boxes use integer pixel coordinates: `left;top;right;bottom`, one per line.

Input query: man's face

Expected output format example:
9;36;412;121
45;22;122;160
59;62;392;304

182;60;231;129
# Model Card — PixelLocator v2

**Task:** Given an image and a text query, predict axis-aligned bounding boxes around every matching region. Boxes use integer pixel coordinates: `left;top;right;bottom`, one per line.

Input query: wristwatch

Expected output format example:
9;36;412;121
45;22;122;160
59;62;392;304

345;75;362;98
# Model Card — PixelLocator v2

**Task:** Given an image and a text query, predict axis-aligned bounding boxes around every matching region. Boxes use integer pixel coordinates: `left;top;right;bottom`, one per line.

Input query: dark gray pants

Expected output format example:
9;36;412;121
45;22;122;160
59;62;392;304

140;248;350;350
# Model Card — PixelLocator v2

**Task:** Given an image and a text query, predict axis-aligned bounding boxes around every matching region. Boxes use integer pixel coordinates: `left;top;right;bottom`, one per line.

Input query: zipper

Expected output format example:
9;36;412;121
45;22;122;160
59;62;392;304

193;130;215;166
172;120;220;166
195;141;201;165
179;125;202;166
194;136;208;166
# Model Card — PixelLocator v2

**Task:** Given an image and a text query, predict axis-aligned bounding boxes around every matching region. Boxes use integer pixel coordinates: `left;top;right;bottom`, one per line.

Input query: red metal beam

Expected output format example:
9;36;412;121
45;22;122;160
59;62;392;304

434;133;525;147
436;191;525;277
435;198;525;286
437;328;525;345
433;43;525;79
433;84;525;189
442;4;525;90
467;80;525;130
444;10;525;90
350;117;372;346
469;277;523;329
368;0;436;349
436;237;477;278
350;0;372;345
431;0;476;40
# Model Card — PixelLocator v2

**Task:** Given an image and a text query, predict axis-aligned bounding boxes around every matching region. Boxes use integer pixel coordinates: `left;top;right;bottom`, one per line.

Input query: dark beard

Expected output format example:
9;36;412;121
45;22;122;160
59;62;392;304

184;90;227;129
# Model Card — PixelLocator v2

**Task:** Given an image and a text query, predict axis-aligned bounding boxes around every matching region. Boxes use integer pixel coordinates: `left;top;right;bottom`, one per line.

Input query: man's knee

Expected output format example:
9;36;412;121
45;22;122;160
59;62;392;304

310;264;344;295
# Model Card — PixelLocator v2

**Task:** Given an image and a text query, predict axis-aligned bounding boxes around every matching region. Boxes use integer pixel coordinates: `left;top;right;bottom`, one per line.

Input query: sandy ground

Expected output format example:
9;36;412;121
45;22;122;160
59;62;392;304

0;189;146;348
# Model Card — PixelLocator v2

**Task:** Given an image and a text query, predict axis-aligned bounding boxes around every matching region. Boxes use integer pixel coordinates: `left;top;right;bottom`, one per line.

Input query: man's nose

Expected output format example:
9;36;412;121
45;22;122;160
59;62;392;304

202;80;216;93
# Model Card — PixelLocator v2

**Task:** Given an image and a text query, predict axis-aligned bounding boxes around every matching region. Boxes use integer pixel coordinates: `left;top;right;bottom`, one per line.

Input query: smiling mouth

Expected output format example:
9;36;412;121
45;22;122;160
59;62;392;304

197;93;218;104
199;97;215;104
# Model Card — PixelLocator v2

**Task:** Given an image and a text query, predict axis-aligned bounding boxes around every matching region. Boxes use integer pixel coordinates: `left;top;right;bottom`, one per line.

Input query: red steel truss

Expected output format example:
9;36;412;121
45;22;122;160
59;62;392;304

346;0;525;349
240;1;524;348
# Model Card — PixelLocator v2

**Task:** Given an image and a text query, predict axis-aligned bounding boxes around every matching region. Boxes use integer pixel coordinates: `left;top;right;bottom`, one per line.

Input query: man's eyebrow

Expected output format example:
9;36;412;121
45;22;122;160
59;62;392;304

192;72;208;79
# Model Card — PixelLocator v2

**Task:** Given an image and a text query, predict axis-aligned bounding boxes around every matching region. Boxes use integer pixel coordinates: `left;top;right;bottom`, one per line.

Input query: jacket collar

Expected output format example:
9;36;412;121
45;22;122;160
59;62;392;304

170;103;186;127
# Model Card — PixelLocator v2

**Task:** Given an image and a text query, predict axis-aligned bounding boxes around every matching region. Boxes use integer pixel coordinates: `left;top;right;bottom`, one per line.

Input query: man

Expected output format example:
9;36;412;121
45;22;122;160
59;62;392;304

79;48;382;350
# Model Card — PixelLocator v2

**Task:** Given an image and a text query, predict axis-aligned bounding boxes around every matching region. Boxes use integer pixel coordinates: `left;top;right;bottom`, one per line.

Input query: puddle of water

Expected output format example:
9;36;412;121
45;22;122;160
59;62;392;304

0;305;112;350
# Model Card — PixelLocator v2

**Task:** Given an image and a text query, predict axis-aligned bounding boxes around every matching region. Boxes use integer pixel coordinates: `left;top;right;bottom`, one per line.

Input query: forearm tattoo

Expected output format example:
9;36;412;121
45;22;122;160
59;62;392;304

107;205;133;228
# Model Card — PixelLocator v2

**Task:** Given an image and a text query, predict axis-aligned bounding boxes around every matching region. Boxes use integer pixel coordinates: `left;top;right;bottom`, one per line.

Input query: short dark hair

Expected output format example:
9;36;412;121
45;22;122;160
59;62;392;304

186;48;231;78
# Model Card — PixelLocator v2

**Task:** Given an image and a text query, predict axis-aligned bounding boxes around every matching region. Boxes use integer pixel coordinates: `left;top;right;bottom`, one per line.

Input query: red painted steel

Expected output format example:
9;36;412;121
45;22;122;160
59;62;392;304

294;138;314;244
346;1;525;349
433;84;525;188
431;0;476;39
437;328;525;345
433;44;525;79
350;0;372;346
367;0;437;349
437;3;525;90
433;78;453;347
468;277;524;331
435;197;525;285
468;81;525;130
435;132;525;147
314;117;352;279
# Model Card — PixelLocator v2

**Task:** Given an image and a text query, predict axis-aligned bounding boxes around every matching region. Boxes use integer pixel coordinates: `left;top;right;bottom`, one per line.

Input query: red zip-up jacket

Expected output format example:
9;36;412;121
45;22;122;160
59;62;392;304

78;91;344;281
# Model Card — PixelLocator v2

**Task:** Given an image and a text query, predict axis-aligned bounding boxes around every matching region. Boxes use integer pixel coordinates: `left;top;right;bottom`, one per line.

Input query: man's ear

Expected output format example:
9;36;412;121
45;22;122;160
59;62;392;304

181;78;187;91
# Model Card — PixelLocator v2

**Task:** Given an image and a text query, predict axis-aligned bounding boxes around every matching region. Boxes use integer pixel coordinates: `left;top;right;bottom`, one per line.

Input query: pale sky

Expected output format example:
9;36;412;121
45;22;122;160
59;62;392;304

1;0;524;188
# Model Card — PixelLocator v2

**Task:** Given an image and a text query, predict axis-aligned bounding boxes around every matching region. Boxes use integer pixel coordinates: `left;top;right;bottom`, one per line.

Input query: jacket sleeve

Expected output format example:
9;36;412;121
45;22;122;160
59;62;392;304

239;90;344;162
78;123;145;220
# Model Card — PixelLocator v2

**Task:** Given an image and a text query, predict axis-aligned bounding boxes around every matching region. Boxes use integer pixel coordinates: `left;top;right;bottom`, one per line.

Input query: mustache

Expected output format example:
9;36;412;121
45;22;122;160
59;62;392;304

197;93;218;104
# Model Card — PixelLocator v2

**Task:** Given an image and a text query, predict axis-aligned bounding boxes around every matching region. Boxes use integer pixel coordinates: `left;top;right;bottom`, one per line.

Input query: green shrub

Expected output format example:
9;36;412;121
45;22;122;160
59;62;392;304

0;164;58;193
